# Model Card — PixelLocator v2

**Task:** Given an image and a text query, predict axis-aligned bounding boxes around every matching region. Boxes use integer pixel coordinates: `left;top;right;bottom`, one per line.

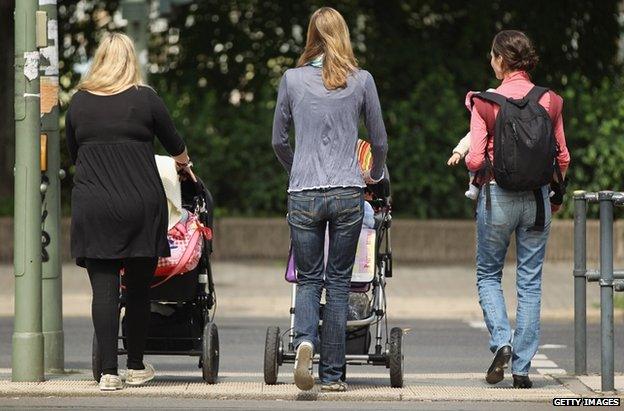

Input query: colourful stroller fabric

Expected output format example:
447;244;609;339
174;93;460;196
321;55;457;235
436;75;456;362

356;139;373;172
285;228;376;287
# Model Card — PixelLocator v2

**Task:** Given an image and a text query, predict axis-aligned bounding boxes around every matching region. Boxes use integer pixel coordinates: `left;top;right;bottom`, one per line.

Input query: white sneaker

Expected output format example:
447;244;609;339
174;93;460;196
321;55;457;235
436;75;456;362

99;374;123;391
293;341;314;391
125;363;155;386
465;185;479;200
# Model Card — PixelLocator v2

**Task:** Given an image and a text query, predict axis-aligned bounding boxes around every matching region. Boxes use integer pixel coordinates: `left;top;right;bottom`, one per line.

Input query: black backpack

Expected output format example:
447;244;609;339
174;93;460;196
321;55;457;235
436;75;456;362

472;86;564;231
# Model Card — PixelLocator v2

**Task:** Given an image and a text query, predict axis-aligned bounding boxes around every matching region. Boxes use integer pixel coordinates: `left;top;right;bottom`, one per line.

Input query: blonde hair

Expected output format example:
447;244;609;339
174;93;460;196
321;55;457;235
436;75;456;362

297;7;358;90
78;32;143;94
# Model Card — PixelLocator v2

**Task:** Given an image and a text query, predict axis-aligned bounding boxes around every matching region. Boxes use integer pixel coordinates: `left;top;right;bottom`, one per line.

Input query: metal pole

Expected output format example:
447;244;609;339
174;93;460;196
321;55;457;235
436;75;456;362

12;0;44;382
599;191;615;392
38;0;64;373
573;190;587;375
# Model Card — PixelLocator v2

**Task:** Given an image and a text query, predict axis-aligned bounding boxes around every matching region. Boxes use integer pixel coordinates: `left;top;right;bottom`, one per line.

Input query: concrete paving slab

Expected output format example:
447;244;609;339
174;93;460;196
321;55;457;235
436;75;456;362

577;374;624;393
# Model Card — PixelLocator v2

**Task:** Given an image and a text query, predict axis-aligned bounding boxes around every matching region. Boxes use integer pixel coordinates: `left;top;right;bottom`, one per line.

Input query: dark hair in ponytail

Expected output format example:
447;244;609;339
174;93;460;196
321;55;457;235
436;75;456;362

492;30;539;72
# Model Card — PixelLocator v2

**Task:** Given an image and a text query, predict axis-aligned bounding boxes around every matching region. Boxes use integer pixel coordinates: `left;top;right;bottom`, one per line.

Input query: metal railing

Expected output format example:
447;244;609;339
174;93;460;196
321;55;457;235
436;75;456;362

574;190;624;392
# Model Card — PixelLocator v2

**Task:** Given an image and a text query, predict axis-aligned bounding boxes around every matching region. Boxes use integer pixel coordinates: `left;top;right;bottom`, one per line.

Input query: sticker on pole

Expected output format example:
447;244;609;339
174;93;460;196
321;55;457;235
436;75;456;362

40;19;59;76
40;76;58;114
23;52;40;81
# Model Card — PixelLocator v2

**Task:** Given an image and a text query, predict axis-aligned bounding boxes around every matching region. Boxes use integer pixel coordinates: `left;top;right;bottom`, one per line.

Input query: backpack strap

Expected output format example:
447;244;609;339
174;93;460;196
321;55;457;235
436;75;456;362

526;85;562;230
471;91;507;108
528;188;546;232
525;86;549;103
471;91;505;212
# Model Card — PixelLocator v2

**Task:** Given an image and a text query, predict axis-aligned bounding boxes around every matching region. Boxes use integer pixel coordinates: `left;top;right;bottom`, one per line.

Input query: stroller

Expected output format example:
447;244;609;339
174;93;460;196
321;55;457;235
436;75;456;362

92;178;220;384
263;173;404;388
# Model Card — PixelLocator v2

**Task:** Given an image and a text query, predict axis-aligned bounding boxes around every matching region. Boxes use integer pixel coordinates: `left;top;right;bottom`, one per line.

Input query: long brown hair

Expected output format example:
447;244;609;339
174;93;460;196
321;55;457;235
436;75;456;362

297;7;358;90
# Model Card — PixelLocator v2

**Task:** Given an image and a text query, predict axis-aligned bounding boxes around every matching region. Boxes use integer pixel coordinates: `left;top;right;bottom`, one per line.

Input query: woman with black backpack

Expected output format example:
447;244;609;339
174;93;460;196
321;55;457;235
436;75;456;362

465;30;570;388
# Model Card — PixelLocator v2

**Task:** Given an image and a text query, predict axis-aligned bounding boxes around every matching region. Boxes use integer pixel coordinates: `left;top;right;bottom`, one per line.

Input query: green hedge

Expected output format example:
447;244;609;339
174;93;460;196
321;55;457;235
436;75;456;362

45;0;624;219
155;71;624;219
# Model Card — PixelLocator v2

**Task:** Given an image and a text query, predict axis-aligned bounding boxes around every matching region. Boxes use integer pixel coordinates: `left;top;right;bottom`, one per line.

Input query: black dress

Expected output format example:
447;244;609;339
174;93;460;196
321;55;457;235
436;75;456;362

66;86;185;265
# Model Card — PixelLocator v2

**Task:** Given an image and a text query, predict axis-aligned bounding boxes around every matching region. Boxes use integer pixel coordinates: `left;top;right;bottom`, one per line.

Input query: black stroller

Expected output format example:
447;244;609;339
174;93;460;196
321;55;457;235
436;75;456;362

263;174;404;388
92;178;220;384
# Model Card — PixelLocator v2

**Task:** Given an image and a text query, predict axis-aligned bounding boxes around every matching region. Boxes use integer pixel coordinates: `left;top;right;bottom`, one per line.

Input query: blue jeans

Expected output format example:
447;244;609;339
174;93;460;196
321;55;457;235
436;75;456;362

288;187;364;384
476;184;551;376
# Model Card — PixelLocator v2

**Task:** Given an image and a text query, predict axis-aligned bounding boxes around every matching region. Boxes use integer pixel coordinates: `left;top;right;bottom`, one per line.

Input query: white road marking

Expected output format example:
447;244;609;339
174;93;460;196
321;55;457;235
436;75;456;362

537;368;566;375
531;359;558;368
539;344;566;349
468;320;487;329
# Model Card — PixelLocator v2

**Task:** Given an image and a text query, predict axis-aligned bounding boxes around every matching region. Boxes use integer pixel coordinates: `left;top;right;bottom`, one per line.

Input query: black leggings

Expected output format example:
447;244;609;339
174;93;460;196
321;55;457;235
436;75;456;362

86;257;157;376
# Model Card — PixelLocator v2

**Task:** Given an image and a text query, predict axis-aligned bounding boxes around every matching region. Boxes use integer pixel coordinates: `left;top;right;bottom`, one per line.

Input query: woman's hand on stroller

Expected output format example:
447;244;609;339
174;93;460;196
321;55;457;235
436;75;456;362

361;169;378;185
175;160;197;182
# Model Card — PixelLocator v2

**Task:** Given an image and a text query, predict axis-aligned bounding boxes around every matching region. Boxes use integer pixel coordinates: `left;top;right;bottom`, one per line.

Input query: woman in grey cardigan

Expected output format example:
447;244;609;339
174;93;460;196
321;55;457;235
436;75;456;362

272;7;388;392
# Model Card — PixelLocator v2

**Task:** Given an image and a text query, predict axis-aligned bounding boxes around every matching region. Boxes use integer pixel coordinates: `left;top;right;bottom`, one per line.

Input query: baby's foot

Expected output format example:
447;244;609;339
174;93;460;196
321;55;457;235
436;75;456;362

465;185;479;200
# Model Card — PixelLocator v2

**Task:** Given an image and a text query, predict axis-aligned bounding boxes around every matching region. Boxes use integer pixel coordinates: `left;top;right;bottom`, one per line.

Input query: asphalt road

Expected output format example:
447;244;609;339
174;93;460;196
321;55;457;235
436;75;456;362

2;316;622;375
1;316;623;409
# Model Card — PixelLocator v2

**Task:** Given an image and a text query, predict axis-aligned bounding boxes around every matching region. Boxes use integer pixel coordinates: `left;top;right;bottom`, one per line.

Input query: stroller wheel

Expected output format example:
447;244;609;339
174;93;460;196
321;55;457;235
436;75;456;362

201;322;219;384
92;331;102;383
263;326;281;385
389;327;404;388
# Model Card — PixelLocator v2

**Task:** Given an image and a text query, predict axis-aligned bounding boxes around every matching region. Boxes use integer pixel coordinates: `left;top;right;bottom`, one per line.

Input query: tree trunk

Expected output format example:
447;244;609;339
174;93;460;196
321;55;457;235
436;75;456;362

0;0;15;199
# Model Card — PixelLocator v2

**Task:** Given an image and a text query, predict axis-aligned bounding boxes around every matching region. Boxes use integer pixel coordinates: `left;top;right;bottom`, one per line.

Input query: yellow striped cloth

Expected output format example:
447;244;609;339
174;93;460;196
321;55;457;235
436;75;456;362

356;139;372;172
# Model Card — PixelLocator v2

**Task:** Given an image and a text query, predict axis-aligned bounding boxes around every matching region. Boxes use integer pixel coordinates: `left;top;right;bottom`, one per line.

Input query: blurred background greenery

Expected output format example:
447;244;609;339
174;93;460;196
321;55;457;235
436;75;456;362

1;0;623;218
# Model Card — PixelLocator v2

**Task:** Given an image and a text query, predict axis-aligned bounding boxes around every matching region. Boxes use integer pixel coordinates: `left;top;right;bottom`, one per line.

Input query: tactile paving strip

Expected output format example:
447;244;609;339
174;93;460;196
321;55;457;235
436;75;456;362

0;370;583;402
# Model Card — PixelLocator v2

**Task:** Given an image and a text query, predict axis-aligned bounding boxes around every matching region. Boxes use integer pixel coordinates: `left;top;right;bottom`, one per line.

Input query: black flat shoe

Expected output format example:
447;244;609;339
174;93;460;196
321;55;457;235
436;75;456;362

513;374;533;389
485;345;512;384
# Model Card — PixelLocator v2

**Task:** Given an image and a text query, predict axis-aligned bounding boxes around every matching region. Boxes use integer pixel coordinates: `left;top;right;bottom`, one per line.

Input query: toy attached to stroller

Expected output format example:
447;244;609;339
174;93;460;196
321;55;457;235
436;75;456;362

264;141;404;388
92;177;220;384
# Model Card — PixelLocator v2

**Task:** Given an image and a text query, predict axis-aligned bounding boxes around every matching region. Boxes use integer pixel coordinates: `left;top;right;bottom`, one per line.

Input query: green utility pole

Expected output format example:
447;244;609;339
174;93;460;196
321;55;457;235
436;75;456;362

12;0;44;382
121;0;150;81
39;0;64;374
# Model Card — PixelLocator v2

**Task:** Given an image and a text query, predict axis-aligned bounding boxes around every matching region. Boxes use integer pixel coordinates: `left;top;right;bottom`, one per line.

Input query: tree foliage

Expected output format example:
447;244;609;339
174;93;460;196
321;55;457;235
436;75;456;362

54;0;623;217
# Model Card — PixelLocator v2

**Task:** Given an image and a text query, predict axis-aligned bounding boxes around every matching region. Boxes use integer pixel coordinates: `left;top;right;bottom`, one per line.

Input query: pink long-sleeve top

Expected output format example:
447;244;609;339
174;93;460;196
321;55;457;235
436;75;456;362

465;71;570;174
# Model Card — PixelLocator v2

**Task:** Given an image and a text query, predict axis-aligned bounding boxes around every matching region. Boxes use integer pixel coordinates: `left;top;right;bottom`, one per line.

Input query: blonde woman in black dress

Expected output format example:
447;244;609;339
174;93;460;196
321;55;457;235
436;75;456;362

66;33;194;391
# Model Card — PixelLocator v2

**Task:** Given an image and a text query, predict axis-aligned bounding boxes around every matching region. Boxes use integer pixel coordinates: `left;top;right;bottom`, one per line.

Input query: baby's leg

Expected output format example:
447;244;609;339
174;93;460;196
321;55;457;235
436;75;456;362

465;172;479;200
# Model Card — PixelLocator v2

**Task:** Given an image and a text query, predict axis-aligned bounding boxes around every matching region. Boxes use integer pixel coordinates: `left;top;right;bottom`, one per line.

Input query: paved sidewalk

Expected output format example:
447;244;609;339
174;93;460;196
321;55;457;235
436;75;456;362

0;261;602;319
0;368;593;402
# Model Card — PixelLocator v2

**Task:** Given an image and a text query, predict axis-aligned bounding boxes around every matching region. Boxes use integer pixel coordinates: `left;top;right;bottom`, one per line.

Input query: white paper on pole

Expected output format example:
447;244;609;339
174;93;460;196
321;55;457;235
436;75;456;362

23;52;40;81
38;0;57;5
40;19;59;75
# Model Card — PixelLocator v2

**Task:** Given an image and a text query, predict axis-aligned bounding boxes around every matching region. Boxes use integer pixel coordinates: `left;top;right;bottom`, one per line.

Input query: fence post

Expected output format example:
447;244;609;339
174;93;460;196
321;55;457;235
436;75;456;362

599;191;615;391
573;190;587;375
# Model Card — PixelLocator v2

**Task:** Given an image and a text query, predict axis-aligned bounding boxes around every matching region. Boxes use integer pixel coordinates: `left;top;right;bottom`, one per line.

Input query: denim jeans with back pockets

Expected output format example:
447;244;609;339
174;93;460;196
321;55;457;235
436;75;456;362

476;184;551;376
288;186;364;384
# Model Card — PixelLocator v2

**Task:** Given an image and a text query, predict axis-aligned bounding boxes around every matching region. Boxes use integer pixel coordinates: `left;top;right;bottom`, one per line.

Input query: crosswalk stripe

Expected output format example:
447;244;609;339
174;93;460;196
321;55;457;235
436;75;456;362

531;359;558;368
539;344;566;349
537;368;566;375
